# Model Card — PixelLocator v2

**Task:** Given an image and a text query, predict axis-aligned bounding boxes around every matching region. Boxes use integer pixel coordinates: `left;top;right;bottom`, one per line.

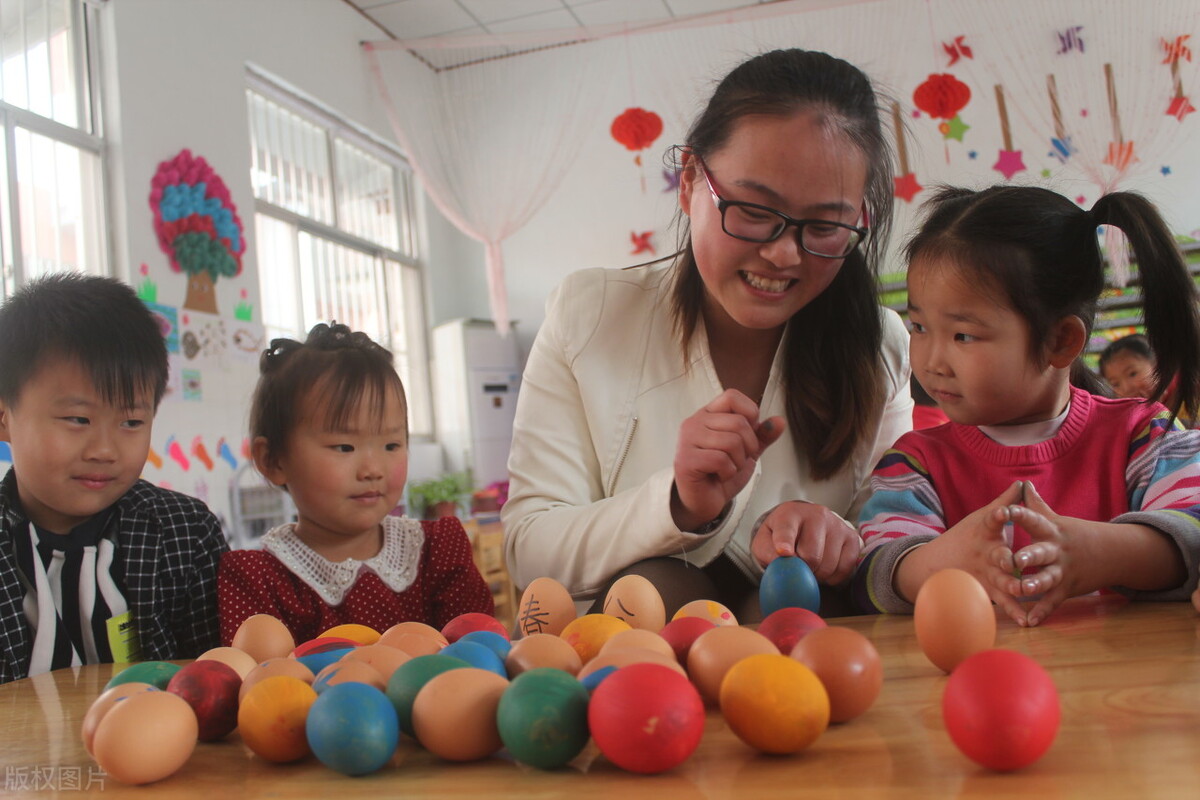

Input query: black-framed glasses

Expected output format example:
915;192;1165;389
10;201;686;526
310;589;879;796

695;155;868;259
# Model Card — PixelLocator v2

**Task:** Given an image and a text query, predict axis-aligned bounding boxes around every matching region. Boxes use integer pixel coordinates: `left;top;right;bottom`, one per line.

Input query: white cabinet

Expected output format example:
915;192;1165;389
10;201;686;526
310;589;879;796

432;318;522;487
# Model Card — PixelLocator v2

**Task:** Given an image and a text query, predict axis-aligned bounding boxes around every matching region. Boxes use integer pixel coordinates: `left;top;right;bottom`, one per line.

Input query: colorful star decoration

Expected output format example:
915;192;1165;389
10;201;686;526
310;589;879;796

993;150;1026;180
894;173;923;203
1167;96;1195;121
1161;165;1172;176
939;115;970;141
968;150;978;159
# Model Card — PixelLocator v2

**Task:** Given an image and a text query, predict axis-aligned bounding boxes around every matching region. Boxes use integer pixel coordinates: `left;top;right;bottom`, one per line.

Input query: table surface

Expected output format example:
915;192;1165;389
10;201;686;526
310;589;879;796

2;595;1198;798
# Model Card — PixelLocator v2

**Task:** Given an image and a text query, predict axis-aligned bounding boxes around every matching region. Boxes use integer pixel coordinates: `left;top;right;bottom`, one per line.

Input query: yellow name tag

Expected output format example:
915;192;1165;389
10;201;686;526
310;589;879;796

106;611;142;664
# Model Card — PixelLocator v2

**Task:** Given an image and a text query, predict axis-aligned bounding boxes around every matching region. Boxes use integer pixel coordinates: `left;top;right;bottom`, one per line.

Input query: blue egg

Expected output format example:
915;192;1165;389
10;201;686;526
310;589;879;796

458;630;512;662
440;639;507;677
579;665;617;694
306;682;399;775
296;647;354;675
759;556;821;616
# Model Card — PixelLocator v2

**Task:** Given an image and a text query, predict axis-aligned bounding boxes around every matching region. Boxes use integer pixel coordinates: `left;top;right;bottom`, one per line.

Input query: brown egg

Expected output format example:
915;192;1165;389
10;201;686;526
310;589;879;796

92;690;198;785
687;625;778;704
412;667;509;761
577;646;686;680
379;621;448;653
914;568;996;673
197;646;259;679
597;628;676;662
340;644;411;681
81;682;158;755
231;614;295;663
239;657;315;702
602;574;666;631
314;659;385;691
790;626;883;723
672;598;739;627
504;633;583;677
515;576;577;637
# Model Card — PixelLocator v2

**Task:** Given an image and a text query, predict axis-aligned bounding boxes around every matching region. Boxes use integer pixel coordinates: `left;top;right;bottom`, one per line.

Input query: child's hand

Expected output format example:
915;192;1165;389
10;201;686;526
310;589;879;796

1005;481;1091;627
672;389;785;532
750;501;861;584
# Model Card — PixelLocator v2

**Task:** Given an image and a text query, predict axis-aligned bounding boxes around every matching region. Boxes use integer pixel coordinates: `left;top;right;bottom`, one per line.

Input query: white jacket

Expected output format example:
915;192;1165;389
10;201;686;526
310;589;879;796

501;263;912;600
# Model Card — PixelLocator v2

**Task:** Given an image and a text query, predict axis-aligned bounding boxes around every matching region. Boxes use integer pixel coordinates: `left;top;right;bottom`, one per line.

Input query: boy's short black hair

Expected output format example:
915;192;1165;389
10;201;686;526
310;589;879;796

0;273;169;409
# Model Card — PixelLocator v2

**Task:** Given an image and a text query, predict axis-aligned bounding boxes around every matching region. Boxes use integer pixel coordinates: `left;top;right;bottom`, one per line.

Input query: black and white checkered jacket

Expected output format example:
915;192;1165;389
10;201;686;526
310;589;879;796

0;471;228;683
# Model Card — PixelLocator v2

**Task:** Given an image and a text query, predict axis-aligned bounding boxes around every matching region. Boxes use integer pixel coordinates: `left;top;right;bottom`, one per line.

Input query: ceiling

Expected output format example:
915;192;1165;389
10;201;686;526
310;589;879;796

345;0;779;42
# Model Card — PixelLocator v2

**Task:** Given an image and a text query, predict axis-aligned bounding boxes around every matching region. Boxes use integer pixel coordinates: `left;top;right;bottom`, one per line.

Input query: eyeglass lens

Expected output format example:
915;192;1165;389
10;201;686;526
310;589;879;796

722;205;861;258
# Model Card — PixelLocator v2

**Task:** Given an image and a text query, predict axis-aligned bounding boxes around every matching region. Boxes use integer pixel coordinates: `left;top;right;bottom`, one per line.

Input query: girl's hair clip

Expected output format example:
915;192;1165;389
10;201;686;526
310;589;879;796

260;337;302;372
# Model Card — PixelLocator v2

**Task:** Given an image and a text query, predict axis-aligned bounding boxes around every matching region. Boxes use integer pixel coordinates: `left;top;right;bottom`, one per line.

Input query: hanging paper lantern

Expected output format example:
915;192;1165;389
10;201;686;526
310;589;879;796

611;108;664;153
913;74;972;120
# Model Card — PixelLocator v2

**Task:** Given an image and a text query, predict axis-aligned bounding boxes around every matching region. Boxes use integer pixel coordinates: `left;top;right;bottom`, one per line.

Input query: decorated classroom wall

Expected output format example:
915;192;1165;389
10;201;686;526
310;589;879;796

376;0;1200;360
70;0;482;531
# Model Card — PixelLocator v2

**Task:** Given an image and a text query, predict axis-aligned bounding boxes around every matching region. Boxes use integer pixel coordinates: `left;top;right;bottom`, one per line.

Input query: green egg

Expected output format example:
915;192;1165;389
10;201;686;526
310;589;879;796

105;660;182;690
496;667;591;770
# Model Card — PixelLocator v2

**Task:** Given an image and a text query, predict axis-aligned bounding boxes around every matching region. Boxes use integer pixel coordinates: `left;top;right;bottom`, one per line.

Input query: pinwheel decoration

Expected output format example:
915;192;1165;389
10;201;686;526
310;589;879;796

149;150;245;314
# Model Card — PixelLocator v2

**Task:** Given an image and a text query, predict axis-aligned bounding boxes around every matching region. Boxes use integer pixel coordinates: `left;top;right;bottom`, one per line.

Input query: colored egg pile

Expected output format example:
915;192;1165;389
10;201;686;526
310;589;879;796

81;562;1058;785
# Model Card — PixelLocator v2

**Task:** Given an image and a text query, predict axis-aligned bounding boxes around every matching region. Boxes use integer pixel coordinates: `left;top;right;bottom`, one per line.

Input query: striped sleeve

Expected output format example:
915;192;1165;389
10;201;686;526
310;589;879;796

1112;414;1200;601
852;448;945;614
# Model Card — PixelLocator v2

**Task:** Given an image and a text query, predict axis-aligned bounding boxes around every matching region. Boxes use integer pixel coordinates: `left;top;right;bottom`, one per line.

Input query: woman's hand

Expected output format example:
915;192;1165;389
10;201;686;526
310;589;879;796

750;501;861;584
672;389;785;532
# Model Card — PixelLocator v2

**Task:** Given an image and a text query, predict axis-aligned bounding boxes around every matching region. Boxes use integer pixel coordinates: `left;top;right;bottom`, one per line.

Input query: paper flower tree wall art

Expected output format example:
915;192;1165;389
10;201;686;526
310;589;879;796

149;149;245;314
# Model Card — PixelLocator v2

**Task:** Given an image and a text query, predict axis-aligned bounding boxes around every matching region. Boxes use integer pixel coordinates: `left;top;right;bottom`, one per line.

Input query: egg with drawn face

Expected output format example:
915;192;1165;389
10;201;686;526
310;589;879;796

603;575;666;632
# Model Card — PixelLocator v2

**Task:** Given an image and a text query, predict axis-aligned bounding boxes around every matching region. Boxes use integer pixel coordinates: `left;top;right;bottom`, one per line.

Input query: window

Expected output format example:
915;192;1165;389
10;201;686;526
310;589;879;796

247;71;431;437
0;0;107;297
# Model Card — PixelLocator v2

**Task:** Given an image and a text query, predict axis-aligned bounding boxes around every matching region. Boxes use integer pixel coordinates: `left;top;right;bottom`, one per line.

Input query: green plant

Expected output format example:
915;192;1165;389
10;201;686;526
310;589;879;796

407;471;473;518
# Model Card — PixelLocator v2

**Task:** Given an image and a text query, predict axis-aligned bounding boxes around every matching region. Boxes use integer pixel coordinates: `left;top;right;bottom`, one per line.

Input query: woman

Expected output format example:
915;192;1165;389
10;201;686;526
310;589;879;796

502;49;912;618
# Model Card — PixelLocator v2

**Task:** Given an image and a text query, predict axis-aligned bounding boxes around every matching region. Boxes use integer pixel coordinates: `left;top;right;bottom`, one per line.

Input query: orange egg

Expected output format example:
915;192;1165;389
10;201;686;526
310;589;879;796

505;633;583;677
597;628;676;661
559;614;632;664
196;646;258;680
92;690;198;785
412;667;509;761
340;644;412;681
81;682;158;755
719;653;829;754
314;659;386;691
239;658;315;702
577;646;686;681
790;626;883;723
230;614;295;663
914;568;997;673
686;625;778;704
379;621;448;652
319;623;381;646
602;574;666;631
671;599;738;627
237;676;318;762
515;576;577;637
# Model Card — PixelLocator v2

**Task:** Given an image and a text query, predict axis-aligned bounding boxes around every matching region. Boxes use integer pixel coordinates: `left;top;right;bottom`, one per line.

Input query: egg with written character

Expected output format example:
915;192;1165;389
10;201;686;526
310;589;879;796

914;568;996;673
516;576;577;637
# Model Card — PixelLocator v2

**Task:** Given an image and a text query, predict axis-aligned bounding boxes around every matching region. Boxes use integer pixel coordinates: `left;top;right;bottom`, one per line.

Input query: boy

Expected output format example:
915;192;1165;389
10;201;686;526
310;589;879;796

0;273;228;683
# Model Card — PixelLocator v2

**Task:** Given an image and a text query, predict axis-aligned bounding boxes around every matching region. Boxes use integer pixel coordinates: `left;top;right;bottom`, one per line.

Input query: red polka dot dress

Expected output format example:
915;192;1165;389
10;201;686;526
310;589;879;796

217;516;494;645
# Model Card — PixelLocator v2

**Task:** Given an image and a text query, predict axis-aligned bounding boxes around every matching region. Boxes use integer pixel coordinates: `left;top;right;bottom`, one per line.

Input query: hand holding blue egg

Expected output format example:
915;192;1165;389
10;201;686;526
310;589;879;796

759;556;821;616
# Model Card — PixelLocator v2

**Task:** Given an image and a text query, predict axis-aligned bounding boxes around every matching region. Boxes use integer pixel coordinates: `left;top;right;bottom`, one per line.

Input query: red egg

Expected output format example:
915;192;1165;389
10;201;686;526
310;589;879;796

166;660;242;741
657;616;716;664
588;662;705;774
757;606;827;654
441;612;509;644
942;649;1060;771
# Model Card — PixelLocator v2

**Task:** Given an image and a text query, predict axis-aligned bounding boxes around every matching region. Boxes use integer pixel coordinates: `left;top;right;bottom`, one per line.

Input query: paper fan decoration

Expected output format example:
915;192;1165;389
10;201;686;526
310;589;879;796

1102;63;1136;173
149;149;245;314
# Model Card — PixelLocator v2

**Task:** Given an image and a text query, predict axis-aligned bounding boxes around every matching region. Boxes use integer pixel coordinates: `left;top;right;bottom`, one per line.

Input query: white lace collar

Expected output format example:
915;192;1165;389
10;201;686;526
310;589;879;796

261;516;425;605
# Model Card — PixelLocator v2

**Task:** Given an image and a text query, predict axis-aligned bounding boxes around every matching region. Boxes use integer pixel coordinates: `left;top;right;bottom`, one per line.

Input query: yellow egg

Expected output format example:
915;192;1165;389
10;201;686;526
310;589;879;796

196;646;259;680
603;574;666;631
319;623;381;646
914;568;997;673
558;613;631;664
239;658;314;702
231;614;295;663
516;576;577;637
92;690;198;785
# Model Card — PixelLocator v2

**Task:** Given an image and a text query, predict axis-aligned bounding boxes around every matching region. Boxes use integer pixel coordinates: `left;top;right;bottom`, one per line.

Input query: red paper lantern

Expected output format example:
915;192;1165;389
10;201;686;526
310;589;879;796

913;74;972;120
611;107;663;152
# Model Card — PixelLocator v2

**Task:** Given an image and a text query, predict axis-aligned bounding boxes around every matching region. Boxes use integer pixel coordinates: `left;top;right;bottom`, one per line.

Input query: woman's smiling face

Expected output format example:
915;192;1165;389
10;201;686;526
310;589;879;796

679;110;868;336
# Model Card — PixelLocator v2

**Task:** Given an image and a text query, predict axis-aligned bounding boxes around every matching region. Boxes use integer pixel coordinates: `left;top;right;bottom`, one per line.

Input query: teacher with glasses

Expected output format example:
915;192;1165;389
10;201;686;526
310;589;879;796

502;49;912;620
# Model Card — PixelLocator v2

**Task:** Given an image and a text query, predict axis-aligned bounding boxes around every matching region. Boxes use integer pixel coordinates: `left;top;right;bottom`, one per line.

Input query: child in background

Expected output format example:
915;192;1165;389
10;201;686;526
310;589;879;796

0;274;227;684
856;186;1200;626
218;323;492;645
1099;334;1193;427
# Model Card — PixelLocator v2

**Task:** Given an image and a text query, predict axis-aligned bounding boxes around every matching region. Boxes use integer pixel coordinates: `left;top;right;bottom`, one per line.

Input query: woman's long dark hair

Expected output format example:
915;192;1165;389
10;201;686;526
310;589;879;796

669;49;896;480
906;186;1200;422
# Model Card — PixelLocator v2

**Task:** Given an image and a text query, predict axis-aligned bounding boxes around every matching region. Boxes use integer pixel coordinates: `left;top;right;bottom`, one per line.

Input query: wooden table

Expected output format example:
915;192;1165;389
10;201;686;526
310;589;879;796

2;595;1198;797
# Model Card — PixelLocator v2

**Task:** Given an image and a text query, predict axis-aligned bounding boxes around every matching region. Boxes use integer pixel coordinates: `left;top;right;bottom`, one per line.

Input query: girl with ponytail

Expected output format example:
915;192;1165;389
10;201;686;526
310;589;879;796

855;185;1200;626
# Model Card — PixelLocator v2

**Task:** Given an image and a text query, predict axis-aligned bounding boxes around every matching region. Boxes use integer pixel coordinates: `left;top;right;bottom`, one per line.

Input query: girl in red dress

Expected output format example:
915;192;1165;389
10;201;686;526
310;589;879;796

218;323;492;646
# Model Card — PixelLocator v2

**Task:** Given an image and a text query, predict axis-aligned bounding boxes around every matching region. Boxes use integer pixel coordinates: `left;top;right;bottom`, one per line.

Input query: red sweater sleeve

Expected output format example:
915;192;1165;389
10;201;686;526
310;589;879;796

420;517;495;629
